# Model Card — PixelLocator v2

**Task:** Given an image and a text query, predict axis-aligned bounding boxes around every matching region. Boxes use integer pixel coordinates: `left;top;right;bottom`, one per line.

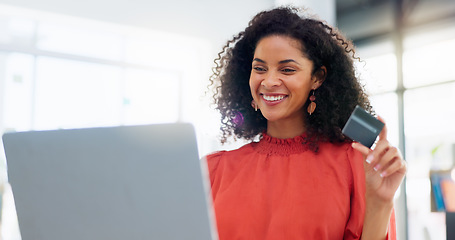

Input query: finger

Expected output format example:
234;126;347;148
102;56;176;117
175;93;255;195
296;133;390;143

367;139;390;166
377;115;388;141
372;145;399;173
352;142;370;157
377;157;406;178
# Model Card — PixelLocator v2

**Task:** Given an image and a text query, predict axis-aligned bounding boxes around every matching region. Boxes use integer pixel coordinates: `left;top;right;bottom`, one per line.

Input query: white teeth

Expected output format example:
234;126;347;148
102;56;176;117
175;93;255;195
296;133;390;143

263;95;285;101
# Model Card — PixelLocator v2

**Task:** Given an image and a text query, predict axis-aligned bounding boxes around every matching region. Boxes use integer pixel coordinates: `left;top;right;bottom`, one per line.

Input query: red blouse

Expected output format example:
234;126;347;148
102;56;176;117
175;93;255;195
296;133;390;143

206;133;396;240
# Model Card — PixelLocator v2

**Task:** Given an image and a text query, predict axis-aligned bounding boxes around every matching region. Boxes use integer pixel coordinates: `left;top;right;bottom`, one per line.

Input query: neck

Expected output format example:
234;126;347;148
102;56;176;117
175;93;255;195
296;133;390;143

267;118;306;139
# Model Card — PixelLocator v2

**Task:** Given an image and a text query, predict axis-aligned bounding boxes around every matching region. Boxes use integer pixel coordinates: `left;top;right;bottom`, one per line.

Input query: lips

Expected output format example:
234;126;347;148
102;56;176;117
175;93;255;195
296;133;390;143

261;94;288;105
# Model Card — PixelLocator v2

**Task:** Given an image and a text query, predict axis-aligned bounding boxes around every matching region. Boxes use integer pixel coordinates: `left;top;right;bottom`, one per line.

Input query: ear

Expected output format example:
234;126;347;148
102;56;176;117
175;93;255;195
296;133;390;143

312;66;327;89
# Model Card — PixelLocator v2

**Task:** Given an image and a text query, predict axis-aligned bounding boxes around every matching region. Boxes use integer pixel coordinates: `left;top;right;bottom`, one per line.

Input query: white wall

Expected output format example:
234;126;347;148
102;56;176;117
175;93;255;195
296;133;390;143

0;0;275;50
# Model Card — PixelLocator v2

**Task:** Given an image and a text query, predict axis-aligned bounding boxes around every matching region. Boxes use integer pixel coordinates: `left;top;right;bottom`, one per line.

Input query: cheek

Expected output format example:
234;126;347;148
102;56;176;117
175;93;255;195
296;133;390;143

249;74;260;94
290;81;312;100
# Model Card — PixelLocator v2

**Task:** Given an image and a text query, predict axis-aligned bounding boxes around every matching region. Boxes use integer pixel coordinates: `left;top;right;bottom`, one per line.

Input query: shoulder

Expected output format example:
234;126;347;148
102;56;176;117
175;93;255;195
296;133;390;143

205;143;255;164
318;141;363;161
204;143;255;182
318;141;365;177
322;142;366;191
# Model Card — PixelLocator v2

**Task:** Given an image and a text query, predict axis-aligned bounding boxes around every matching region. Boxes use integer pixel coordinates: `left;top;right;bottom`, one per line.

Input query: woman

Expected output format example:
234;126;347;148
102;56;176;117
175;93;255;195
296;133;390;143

206;6;406;240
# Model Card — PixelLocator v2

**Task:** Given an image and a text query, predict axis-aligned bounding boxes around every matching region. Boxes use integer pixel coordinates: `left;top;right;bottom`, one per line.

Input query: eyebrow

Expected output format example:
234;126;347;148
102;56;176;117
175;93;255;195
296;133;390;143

252;58;300;65
252;58;266;63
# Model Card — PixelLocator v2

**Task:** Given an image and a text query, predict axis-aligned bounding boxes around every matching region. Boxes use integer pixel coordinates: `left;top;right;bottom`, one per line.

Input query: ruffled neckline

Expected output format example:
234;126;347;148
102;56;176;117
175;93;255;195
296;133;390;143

253;132;310;156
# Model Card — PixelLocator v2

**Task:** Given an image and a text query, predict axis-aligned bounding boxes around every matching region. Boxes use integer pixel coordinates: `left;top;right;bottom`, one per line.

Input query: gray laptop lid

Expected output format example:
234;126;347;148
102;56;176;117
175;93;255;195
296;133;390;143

2;123;217;240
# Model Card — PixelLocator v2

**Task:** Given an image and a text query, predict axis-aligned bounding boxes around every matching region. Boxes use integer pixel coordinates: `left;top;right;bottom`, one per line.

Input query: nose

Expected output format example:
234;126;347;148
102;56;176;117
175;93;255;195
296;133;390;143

261;72;282;88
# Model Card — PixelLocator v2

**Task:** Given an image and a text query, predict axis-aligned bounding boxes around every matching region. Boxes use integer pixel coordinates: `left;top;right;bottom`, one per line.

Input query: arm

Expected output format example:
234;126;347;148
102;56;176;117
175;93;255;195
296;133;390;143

361;191;394;239
352;116;406;240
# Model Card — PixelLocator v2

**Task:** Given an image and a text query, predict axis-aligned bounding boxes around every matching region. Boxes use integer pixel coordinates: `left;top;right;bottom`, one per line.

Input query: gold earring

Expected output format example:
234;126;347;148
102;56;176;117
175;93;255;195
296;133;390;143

251;100;258;111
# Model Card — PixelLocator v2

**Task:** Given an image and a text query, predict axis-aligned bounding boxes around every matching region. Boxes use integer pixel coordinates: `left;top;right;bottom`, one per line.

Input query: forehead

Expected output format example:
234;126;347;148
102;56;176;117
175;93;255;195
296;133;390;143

254;35;306;59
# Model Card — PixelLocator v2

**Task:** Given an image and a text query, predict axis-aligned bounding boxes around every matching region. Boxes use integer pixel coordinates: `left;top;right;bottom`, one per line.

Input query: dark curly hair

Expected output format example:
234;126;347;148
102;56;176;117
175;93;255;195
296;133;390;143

208;6;373;152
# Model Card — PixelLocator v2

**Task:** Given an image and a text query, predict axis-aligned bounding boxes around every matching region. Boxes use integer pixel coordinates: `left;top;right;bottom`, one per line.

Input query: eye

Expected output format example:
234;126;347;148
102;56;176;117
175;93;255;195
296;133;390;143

281;68;296;74
253;66;267;72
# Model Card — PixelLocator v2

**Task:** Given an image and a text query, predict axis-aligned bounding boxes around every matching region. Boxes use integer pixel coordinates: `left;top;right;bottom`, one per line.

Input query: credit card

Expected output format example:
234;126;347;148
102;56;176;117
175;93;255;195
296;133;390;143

342;105;384;148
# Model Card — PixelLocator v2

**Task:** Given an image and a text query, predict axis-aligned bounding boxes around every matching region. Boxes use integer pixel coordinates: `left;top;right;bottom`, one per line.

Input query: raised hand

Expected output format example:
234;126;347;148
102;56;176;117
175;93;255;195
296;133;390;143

351;116;407;203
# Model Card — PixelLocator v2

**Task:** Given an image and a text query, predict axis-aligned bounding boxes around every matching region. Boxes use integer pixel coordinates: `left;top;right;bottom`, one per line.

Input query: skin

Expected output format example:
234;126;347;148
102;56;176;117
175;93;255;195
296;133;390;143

249;35;324;139
250;35;407;239
353;116;407;240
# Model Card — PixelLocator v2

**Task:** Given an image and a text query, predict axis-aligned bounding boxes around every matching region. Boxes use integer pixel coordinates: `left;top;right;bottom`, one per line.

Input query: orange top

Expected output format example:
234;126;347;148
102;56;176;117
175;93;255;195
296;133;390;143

206;133;396;240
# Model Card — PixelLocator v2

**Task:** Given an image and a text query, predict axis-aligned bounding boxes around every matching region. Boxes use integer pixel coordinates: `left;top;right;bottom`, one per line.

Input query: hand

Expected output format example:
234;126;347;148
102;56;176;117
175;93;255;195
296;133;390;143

352;116;407;203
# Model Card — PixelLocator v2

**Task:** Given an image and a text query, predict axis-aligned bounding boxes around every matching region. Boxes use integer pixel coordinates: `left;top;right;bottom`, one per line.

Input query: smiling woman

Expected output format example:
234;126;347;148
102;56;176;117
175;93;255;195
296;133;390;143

209;7;371;150
206;6;406;240
249;35;324;138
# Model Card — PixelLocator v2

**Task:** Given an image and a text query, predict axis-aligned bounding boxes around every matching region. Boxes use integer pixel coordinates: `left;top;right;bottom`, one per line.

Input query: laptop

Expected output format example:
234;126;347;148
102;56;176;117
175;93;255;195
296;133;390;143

448;212;455;240
2;123;218;240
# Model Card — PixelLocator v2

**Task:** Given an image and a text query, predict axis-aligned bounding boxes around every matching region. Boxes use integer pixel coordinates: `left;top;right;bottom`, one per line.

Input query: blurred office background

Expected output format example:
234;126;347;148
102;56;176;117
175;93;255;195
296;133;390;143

0;0;454;239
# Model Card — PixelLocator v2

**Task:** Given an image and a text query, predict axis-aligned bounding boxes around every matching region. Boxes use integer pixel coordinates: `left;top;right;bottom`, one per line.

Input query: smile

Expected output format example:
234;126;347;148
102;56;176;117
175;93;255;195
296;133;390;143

261;94;287;102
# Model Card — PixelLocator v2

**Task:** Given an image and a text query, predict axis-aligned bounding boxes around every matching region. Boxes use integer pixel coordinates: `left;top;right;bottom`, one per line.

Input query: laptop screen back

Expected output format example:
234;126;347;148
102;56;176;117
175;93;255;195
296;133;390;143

2;123;217;240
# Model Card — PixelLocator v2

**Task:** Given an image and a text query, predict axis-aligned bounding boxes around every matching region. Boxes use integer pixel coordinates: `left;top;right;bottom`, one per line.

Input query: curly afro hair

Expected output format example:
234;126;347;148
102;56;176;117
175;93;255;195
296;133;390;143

208;6;373;152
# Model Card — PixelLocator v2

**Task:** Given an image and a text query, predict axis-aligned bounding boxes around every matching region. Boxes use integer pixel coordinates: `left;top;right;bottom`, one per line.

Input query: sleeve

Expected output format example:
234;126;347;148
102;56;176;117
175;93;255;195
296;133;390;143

204;151;224;187
385;209;397;240
204;151;225;201
343;145;366;240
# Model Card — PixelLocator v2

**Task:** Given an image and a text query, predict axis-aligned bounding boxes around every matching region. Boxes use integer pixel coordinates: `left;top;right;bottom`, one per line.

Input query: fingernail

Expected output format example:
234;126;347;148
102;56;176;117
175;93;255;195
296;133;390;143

373;164;380;171
380;171;387;178
366;155;373;164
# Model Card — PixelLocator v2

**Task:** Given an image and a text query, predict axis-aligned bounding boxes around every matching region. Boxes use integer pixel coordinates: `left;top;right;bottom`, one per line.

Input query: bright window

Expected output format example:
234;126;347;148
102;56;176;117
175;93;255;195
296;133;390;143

123;68;180;125
357;41;399;146
403;24;455;240
0;6;211;240
403;39;455;88
357;27;455;238
1;52;34;132
356;41;397;95
34;57;124;130
37;22;125;61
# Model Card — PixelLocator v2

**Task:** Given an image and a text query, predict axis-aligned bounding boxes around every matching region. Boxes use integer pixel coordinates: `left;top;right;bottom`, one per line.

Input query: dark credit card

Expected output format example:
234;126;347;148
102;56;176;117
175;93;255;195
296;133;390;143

342;105;384;148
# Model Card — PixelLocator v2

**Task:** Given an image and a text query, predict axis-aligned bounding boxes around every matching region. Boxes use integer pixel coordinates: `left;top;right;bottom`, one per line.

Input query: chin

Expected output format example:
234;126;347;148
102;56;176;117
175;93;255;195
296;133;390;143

260;113;282;122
